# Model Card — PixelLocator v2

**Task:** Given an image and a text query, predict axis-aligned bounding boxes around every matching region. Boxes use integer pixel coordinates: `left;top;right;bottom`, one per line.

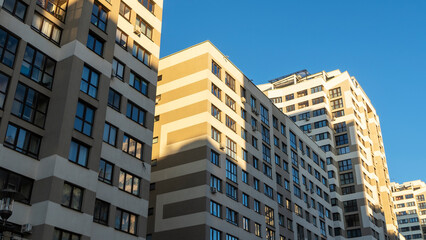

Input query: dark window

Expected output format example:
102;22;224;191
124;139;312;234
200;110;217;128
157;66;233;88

61;182;83;210
119;1;130;21
115;208;137;234
340;172;354;185
135;15;153;39
31;13;62;44
91;2;107;31
226;160;237;183
2;0;27;21
0;167;33;204
4;123;41;158
74;101;95;136
344;200;358;212
129;71;148;96
210;150;220;166
112;58;124;80
93;199;109;225
335;134;348;146
103;122;117;146
20;45;56;89
0;72;10;109
80;65;99;98
338;159;352;171
53;228;80;240
122;134;143;160
126;101;146;125
115;28;128;48
98;159;113;184
226;208;238;225
226;183;237;201
132;43;150;66
108;88;121;111
12;83;49;128
87;32;104;56
212;61;221;79
69;140;89;167
36;0;67;21
139;0;154;13
334;122;347;133
211;84;221;99
119;170;140;196
342;186;355;195
225;72;235;91
225;95;236;111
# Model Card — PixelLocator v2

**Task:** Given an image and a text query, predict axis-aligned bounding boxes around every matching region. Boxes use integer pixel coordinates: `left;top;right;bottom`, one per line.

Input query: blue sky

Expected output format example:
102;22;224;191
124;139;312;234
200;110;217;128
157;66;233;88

159;0;426;183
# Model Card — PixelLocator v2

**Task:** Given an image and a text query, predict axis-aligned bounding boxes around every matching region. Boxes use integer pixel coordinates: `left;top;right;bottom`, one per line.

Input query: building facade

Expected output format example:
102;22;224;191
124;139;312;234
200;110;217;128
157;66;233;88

0;0;162;238
259;70;399;239
148;41;339;240
391;180;426;240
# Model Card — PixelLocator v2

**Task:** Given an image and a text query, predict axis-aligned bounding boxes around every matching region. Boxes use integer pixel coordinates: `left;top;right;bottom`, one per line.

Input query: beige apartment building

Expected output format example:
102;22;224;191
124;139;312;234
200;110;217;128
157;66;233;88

391;180;426;240
0;0;162;238
148;41;340;240
259;70;399;239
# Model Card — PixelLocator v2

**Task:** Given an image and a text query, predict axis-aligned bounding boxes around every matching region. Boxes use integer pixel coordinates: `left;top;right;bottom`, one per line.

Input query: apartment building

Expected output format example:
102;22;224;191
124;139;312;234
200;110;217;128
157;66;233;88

391;181;426;240
259;70;399;239
0;0;162;238
148;41;338;240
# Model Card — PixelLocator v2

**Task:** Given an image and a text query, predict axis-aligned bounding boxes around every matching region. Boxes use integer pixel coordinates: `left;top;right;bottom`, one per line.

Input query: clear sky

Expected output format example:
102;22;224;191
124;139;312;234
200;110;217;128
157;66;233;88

159;0;426;184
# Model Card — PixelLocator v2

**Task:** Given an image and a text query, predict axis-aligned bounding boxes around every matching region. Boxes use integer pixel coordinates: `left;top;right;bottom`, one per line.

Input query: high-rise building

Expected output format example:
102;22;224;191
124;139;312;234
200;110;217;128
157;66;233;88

148;41;337;240
259;70;399;239
391;180;426;240
0;0;162;238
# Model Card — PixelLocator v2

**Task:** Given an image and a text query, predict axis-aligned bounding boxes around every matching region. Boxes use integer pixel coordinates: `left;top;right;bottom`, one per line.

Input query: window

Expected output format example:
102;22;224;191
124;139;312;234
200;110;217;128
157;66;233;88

12;83;49;128
271;97;282;103
225;115;236;131
132;43;150;66
212;61;221;79
314;120;328;128
298;101;309;109
242;170;248;183
225;95;236;111
2;0;27;21
119;170;140;196
292;167;299;184
210;175;222;192
331;98;343;110
129;72;149;97
254;199;260;213
261;125;270;145
140;0;154;13
61;182;83;210
332;110;345;118
226;137;236;160
226;208;238;225
211;150;220;166
347;229;361;238
253;177;259;190
313;108;326;117
126;101;146;125
243;217;249;231
115;28;128;48
289;131;297;149
98;159;113;184
210;228;221;240
265;205;274;226
79;64;102;99
69;140;89;166
342;185;355;195
255;223;261;237
315;132;330;141
226;160;237;182
4;123;41;158
286;104;295;112
87;32;103;56
53;229;80;240
103;122;117;146
210;200;221;218
263;163;272;178
285;93;294;101
337;146;350;155
36;0;67;21
115;208;137;234
334;122;347;133
241;192;249;207
136;15;153;39
211;127;220;142
252;136;258;149
119;1;131;21
312;97;324;105
0;167;33;204
284;179;290;190
264;184;273;199
112;58;124;80
416;194;425;201
74;101;94;136
275;154;281;166
260;104;269;125
241;108;246;121
277;193;283;205
291;150;298;166
31;13;62;44
344;200;358;212
241;128;248;142
108;88;121;111
20;45;56;89
339;159;352;171
335;134;348;146
262;144;271;163
340;172;354;185
122;134;143;160
0;72;10;109
226;234;238;240
211;105;221;121
225;73;235;91
94;199;109;225
226;183;237;201
211;84;221;99
329;87;341;98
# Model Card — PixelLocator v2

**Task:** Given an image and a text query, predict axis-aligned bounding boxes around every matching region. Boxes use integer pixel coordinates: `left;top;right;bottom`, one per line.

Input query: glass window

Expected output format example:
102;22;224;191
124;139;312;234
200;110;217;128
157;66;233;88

36;0;67;21
140;0;154;13
115;28;128;48
119;1;131;21
210;228;221;240
11;83;49;128
87;32;103;56
2;0;27;21
226;137;236;160
225;73;235;91
129;71;148;96
91;2;107;31
211;150;220;166
31;13;62;44
69;140;89;166
94;199;109;225
136;15;153;39
0;167;34;204
80;65;99;98
53;229;80;240
226;208;238;225
212;61;221;79
103;122;117;146
225;95;236;111
226;160;237;183
4;123;41;158
132;43;150;66
126;101;146;125
74;101;95;136
98;159;113;184
119;170;140;196
112;58;124;80
61;182;83;210
115;208;137;234
0;72;10;109
122;134;143;160
20;45;56;89
211;84;221;99
108;88;121;111
210;200;221;218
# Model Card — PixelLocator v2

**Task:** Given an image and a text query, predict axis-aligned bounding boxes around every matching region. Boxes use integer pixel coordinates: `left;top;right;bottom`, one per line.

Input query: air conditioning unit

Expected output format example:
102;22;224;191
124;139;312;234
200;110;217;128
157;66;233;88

241;97;246;103
21;224;32;233
134;26;142;35
210;187;217;194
